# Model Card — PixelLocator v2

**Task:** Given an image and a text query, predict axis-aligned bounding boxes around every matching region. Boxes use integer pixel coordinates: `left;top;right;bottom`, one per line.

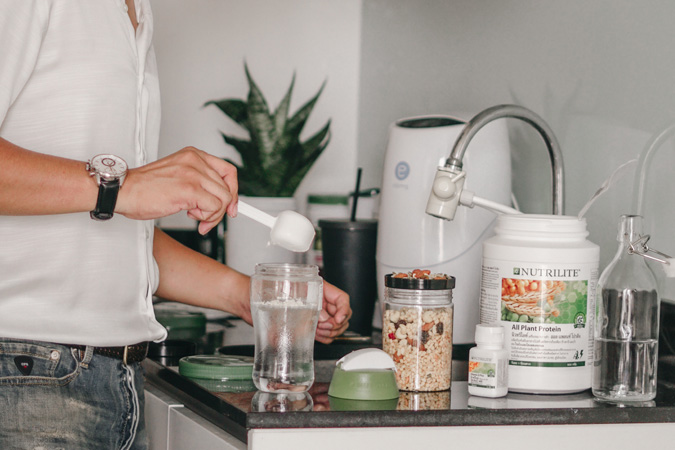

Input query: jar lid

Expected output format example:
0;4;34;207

178;355;253;380
384;274;455;290
318;219;378;231
253;262;320;278
495;214;589;239
154;309;207;330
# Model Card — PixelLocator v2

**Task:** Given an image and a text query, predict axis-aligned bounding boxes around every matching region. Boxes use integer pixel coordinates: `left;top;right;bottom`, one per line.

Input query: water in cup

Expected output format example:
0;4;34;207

252;299;320;392
250;263;322;393
593;288;659;402
593;337;658;401
592;215;660;403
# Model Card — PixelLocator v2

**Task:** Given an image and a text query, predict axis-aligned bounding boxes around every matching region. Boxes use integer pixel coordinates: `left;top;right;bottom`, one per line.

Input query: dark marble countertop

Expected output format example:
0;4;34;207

143;346;675;445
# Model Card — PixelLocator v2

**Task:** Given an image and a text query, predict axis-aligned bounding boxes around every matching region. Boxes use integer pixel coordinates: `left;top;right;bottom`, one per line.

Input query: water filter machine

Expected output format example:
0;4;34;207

376;114;512;346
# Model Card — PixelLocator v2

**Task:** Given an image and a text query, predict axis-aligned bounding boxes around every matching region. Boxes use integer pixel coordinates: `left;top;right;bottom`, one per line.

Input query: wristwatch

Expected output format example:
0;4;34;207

87;154;128;221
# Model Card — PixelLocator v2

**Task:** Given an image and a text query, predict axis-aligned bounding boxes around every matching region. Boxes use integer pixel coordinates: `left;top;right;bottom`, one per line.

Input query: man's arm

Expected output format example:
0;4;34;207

152;227;352;343
153;227;252;323
0;138;238;234
0;138;98;215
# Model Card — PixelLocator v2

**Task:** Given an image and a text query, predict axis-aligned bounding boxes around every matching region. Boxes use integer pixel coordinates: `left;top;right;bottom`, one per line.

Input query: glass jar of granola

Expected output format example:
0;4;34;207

382;270;454;391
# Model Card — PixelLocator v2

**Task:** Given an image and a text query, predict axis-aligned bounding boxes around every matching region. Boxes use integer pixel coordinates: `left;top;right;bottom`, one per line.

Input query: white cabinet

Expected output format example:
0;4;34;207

169;407;245;450
145;385;245;450
146;385;182;450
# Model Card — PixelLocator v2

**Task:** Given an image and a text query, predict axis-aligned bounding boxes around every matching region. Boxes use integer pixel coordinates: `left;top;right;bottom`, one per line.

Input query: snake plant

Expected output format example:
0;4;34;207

205;64;331;197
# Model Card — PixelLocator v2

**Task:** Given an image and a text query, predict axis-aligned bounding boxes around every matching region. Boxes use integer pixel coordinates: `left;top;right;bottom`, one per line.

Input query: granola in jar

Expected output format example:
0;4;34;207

397;390;451;410
382;270;454;392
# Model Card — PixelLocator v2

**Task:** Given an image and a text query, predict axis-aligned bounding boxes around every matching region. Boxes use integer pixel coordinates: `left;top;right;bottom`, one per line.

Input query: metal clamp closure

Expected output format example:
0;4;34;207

628;235;672;265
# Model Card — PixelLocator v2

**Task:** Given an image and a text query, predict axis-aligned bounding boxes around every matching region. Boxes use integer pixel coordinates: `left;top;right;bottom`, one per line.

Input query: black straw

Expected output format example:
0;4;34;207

350;167;362;222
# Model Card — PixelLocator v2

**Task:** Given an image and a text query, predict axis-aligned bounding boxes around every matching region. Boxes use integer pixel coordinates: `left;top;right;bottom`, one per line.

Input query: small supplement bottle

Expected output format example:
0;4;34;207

468;324;508;398
382;270;454;392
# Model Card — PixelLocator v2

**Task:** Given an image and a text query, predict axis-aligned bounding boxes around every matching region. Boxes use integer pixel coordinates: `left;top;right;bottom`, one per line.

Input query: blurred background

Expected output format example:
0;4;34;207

150;0;675;302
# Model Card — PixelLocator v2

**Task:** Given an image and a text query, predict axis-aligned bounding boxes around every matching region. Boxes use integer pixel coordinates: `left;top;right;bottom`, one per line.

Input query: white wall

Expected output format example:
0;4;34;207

358;0;675;299
150;0;675;299
149;0;362;227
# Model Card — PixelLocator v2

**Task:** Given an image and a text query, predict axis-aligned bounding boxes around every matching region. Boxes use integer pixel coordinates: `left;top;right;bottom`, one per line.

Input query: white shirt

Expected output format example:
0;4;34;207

0;0;167;346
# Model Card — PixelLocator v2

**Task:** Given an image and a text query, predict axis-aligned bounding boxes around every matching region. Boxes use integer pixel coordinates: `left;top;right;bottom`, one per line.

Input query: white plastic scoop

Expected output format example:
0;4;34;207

237;200;315;252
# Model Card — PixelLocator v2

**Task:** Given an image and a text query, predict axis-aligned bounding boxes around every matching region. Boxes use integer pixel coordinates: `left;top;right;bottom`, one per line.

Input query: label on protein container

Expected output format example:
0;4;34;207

480;261;598;369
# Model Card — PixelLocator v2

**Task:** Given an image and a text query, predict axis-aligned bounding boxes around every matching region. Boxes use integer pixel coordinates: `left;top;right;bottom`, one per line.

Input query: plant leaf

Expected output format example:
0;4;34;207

229;157;275;197
281;122;327;178
206;65;331;197
282;123;331;196
282;145;330;196
301;120;331;160
245;64;276;167
265;74;297;175
274;80;327;175
287;80;326;136
204;99;248;125
273;73;295;140
220;132;262;172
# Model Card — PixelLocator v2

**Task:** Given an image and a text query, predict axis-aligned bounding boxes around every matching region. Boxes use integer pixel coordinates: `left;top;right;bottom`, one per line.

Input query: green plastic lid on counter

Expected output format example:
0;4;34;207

153;305;207;342
179;355;253;380
154;308;207;330
179;355;255;393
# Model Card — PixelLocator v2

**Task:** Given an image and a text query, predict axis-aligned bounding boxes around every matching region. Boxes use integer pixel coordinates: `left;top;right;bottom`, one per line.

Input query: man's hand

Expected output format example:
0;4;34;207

315;281;351;344
116;147;238;234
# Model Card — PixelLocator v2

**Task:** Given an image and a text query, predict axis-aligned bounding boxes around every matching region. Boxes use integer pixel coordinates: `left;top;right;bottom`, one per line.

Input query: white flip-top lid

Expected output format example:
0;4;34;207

336;348;396;372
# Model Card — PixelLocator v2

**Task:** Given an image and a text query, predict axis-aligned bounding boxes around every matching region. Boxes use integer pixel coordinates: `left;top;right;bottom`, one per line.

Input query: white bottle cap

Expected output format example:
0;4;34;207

336;348;396;372
475;324;505;345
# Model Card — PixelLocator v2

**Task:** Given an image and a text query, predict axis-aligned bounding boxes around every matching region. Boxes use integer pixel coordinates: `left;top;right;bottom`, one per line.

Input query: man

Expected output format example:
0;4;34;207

0;1;351;448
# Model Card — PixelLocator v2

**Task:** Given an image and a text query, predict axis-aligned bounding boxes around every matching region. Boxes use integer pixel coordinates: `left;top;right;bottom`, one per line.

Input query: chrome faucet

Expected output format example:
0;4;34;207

426;104;565;220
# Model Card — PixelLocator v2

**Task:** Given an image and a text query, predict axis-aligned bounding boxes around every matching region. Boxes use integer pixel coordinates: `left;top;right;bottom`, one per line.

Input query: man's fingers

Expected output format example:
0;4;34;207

189;149;237;222
116;146;238;233
194;150;239;210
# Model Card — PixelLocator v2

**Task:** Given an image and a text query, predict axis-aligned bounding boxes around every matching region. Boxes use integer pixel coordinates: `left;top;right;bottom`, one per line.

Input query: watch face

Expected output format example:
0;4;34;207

91;154;128;179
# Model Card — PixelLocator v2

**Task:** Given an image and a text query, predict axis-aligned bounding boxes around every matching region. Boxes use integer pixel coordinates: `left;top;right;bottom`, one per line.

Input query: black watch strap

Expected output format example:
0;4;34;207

90;178;120;221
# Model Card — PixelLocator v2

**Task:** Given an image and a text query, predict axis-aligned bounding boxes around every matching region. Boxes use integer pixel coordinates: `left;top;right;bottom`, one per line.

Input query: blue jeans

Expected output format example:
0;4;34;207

0;339;147;450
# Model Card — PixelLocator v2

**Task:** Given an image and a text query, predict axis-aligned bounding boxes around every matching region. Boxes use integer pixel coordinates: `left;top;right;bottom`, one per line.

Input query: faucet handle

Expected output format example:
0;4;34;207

426;168;466;220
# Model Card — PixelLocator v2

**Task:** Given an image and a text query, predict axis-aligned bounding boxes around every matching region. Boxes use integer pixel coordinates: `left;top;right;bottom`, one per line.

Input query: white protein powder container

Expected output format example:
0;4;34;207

479;214;599;394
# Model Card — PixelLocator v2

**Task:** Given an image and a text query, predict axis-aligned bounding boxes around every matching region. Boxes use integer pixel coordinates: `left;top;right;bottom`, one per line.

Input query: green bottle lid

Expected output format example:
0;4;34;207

154;309;207;331
178;355;253;381
328;365;399;400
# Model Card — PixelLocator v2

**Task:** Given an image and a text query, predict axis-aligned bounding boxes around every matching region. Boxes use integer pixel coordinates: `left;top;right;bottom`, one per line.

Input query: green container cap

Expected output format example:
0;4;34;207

328;365;399;400
307;194;349;205
179;355;253;381
154;309;207;330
